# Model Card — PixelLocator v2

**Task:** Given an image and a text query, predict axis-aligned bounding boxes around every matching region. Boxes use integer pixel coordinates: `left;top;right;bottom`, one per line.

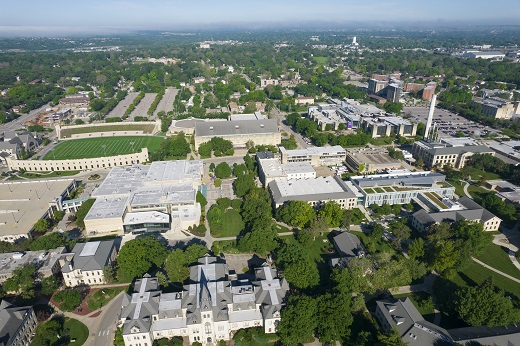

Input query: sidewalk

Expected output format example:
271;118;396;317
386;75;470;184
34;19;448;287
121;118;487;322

472;257;520;284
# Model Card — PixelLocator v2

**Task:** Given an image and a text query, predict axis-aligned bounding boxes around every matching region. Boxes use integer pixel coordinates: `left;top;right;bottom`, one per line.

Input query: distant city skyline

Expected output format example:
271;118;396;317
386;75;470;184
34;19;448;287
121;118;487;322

0;0;519;36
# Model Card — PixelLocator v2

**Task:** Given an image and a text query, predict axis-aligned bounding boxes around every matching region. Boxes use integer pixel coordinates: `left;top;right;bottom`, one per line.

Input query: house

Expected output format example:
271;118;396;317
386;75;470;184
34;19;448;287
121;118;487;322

228;102;239;114
0;130;40;159
119;255;288;345
0;300;37;346
60;240;118;287
375;298;452;345
329;232;366;268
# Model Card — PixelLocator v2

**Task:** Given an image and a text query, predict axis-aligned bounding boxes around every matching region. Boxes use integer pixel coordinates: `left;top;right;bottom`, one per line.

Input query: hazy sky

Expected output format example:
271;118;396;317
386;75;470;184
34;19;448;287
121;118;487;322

1;0;519;34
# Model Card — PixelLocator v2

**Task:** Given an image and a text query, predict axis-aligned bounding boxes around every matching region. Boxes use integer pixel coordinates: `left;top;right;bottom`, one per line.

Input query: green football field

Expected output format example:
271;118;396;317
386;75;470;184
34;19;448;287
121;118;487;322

43;136;164;160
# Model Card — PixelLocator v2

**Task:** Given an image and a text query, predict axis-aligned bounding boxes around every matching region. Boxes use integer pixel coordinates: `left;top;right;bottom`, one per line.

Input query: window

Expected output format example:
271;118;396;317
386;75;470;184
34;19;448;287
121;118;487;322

205;322;211;334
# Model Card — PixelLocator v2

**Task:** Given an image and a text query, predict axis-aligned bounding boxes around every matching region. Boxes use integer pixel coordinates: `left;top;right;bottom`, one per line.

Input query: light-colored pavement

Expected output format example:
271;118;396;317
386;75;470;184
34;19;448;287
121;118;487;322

127;93;156;121
0;102;51;132
108;92;138;118
154;87;179;116
463;181;471;198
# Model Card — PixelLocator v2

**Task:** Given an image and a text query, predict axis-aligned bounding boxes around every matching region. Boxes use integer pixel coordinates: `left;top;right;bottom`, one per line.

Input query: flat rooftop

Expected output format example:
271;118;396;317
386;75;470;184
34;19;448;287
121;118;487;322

123;211;170;225
279;145;346;157
351;171;448;189
85;195;129;220
195;119;278;137
0;247;66;277
129;183;196;205
259;158;315;178
347;147;402;166
269;176;356;205
363;116;413;126
0;179;75;238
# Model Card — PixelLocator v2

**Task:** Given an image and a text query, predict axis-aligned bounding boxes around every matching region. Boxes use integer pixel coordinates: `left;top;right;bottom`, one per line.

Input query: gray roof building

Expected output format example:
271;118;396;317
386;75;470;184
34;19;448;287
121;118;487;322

0;300;37;346
375;298;452;345
195;119;278;137
61;240;117;277
330;232;366;268
449;324;520;345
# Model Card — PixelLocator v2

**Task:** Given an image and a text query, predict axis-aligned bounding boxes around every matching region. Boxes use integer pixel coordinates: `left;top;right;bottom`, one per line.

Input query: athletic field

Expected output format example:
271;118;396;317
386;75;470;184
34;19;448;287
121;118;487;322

43;136;164;160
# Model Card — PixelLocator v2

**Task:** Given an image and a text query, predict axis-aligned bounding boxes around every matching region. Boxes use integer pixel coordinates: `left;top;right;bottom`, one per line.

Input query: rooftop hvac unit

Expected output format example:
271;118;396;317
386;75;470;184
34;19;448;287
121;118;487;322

209;126;214;130
235;125;239;129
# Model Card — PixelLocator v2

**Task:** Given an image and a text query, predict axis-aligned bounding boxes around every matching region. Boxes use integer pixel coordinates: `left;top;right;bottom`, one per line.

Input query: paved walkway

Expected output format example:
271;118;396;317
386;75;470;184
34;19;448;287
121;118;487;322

472;257;520;284
463;181;471;198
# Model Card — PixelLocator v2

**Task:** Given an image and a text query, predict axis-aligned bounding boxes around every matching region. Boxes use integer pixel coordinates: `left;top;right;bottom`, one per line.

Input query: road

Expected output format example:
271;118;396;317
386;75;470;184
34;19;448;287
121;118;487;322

87;292;124;346
268;107;308;149
0;102;51;132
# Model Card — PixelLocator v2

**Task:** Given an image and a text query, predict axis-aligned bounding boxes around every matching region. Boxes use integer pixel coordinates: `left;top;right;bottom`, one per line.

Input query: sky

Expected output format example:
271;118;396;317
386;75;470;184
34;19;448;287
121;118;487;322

0;0;519;35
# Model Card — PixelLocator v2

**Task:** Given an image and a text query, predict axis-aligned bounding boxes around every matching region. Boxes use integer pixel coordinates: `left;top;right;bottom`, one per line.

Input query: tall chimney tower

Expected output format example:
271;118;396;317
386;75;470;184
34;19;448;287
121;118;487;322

424;94;437;141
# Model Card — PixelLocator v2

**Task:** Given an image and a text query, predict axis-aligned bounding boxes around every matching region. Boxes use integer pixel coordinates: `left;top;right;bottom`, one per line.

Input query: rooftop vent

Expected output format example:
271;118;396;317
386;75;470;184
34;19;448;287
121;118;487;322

235;125;240;129
260;124;264;128
209;126;214;130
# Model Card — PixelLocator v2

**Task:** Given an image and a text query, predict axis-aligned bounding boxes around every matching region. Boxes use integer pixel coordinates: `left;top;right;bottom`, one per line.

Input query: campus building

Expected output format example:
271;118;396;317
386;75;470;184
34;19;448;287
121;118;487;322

0;301;38;346
256;151;316;187
84;160;203;237
411;196;501;232
345;147;404;173
119;256;288;346
375;298;453;345
0;179;77;243
473;97;520;120
0;130;40;161
0;247;66;284
61;240;117;287
412;140;494;169
268;175;358;209
279;146;346;166
194;120;280;148
361;115;417;138
349;170;455;207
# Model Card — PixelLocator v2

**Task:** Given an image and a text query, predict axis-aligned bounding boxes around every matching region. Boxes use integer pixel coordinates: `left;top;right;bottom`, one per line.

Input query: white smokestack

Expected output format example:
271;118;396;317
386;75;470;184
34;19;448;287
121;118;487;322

424;94;437;141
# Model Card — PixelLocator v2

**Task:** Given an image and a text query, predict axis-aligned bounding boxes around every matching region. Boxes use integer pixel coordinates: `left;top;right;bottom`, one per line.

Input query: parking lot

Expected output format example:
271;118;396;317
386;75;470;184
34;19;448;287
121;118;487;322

153;87;179;117
404;106;502;138
107;92;138;118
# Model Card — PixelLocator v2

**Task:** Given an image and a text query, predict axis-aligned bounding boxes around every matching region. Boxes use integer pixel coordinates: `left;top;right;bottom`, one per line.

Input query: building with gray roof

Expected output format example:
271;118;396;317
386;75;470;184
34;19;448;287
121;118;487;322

330;232;366;268
119;255;288;346
346;147;404;173
411;196;501;232
257;156;315;187
375;298;453;345
473;97;520;119
268;175;358;209
412;139;494;169
486;179;520;207
0;301;37;346
0;130;40;160
85;160;203;237
449;324;520;345
194;119;280;148
61;240;117;287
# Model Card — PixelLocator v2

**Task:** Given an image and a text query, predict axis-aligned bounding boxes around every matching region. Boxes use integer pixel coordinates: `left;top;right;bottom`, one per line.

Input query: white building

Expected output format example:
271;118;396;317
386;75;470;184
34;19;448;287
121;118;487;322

279;146;346;166
84;160;203;237
119;256;288;346
256;152;316;187
61;240;117;287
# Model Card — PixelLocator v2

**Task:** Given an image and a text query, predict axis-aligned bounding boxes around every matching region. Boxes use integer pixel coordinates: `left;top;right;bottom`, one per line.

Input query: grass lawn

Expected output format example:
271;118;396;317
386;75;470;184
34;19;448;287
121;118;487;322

60;318;89;345
275;224;292;234
210;209;245;238
19;170;80;178
474;243;520;280
447;179;465;197
86;287;127;310
452;260;520;300
374;187;385;193
383;186;395;192
211;240;244;255
44;136;164;160
312;56;328;65
392;292;435;322
60;123;156;138
467;184;491;203
364;188;375;194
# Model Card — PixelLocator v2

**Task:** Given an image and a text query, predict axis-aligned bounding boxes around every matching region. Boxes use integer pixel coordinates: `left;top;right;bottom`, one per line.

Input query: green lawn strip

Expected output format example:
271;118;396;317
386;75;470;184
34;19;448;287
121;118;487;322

447;179;465;197
392;292;435;322
62;318;89;345
383;186;395;192
467;184;491;203
374;187;385;193
60;124;155;138
424;192;448;209
281;233;332;263
19;170;80;178
275;224;292;234
86;287;127;310
452;261;520;300
364;188;375;194
474;243;520;280
211;240;246;254
312;56;327;65
44;136;164;160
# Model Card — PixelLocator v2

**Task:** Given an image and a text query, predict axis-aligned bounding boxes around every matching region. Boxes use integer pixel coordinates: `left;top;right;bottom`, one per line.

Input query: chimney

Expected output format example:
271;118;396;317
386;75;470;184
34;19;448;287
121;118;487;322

424;94;437;141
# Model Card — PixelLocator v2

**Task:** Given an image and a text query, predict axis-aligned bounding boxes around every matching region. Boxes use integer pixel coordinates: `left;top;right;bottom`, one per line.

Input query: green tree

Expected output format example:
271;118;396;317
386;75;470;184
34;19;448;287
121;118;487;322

316;292;353;344
277;243;319;289
377;327;407;346
40;275;60;295
117;236;168;282
196;191;207;209
456;278;520;326
31;319;63;346
408;238;425;259
238;224;278;255
30;232;69;251
54;289;82;311
276;201;315;228
164;244;208;283
277;295;317;345
317;201;343;228
33;218;50;233
75;199;95;229
214;162;232;179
